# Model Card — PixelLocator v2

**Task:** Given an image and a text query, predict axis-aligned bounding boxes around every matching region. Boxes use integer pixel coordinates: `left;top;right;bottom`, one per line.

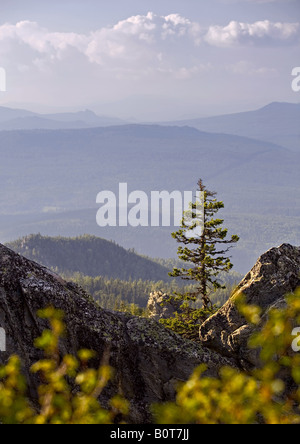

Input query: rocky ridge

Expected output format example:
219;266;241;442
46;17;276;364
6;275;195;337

200;243;300;368
0;242;299;422
0;243;234;423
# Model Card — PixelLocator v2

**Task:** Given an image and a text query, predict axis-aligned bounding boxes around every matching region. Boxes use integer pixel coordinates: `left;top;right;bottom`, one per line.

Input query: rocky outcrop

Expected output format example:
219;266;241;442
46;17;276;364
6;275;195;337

1;241;299;422
147;291;180;321
0;243;234;423
200;244;300;369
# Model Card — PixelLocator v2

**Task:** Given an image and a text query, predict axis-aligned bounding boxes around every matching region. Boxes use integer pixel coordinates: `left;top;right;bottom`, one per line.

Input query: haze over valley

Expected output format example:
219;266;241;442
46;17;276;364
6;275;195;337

0;101;299;273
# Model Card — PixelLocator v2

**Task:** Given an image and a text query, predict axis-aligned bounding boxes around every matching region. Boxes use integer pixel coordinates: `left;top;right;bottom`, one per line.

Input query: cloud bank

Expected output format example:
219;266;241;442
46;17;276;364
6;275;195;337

0;11;298;117
0;13;298;71
205;20;299;47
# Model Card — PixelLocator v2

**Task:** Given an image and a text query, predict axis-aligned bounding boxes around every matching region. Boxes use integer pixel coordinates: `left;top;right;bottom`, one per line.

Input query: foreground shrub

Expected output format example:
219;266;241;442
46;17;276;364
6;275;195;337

2;289;300;424
0;307;128;424
155;288;300;424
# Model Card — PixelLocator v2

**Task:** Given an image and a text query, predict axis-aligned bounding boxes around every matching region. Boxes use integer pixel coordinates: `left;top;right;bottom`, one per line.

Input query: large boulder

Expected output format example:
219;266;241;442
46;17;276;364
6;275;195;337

147;291;181;320
0;243;234;423
200;244;300;368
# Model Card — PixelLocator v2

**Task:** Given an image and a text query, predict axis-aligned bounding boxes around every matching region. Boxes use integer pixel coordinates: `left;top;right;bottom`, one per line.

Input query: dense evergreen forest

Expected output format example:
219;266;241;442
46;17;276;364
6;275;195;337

7;234;242;313
7;234;171;282
62;272;240;312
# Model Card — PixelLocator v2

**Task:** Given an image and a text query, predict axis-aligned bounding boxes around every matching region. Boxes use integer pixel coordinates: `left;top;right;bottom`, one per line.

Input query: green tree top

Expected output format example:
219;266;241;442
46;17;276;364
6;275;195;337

170;178;239;309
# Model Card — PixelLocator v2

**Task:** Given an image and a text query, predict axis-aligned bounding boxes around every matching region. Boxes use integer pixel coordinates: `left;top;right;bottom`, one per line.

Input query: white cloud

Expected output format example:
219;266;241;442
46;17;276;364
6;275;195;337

0;13;298;113
0;20;89;61
0;13;200;70
205;20;300;47
0;15;298;71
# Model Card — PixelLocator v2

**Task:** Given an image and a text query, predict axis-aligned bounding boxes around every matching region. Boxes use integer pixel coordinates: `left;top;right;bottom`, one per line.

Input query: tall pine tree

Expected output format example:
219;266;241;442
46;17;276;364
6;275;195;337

170;179;239;308
170;179;239;309
160;179;239;340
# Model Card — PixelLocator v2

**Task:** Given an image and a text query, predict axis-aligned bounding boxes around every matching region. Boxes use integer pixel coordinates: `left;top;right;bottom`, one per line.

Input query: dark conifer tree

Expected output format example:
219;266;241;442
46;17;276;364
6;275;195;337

170;179;239;309
160;179;239;341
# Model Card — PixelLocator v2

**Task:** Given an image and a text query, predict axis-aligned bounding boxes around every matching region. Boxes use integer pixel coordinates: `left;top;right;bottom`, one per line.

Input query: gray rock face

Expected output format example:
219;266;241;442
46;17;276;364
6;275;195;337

199;244;300;368
147;291;180;321
2;241;299;422
0;243;234;423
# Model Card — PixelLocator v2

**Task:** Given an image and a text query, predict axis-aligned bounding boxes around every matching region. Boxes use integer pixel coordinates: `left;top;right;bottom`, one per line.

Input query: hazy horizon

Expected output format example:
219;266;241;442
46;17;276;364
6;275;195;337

0;0;299;120
0;1;299;274
2;98;300;123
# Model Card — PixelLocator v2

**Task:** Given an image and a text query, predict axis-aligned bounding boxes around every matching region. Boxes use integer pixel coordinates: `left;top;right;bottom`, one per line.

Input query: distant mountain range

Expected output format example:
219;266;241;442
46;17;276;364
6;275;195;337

1;122;298;214
0;101;299;273
163;102;300;152
0;106;126;130
0;102;299;152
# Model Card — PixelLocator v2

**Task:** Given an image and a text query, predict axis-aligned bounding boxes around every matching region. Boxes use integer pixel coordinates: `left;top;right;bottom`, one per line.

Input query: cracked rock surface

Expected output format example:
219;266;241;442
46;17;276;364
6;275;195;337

200;244;300;369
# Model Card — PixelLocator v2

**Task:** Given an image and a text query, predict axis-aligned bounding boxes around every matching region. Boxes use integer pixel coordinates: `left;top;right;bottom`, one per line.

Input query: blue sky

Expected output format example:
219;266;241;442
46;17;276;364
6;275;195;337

2;0;300;30
0;0;299;119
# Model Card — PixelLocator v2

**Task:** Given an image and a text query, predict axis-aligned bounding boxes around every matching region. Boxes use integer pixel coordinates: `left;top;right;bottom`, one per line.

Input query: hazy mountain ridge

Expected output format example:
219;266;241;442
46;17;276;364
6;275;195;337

0;103;299;273
0;123;298;215
1;102;299;149
162;102;300;152
0;106;126;130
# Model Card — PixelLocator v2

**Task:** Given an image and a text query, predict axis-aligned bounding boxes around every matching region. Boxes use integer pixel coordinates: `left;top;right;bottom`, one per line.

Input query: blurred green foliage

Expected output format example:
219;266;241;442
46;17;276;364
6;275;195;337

155;288;300;424
2;289;300;424
159;296;218;341
0;307;128;424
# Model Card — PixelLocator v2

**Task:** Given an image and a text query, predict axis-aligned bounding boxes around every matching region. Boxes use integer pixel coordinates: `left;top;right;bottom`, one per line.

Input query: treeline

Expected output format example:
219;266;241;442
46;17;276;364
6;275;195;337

63;271;241;313
7;234;243;315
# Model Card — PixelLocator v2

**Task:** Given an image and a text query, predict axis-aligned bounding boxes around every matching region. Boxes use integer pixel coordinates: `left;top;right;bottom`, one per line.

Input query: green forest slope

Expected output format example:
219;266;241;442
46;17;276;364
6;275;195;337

6;234;171;282
7;234;243;311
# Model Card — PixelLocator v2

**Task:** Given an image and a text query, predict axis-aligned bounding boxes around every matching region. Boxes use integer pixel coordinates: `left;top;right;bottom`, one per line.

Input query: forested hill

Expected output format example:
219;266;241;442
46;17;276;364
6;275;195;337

6;234;171;282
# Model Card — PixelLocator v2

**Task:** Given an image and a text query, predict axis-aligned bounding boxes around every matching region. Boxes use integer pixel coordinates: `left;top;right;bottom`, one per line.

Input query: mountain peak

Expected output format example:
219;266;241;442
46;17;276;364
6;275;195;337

260;101;300;112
